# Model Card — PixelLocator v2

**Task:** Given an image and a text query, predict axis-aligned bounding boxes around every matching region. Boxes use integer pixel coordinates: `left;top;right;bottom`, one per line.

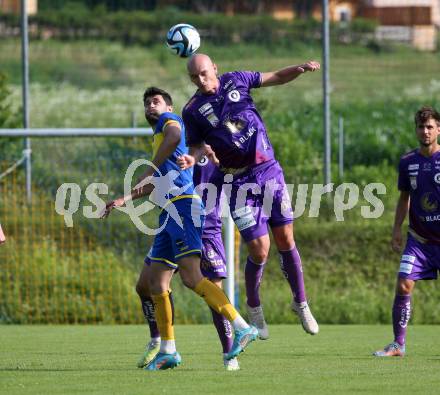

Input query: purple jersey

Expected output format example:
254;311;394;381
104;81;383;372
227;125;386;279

183;71;275;169
193;156;223;236
398;149;440;244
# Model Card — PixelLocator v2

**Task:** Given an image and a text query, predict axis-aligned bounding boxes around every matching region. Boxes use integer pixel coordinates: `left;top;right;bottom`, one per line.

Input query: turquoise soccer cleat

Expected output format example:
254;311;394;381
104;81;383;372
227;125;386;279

136;340;160;368
144;352;182;371
373;342;406;357
225;326;258;360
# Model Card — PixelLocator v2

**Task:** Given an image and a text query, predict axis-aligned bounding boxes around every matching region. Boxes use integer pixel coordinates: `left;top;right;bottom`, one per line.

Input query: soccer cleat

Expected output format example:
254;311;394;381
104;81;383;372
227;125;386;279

292;301;319;335
223;356;240;371
373;342;406;357
246;304;269;340
225;326;258;360
144;352;182;371
136;340;160;368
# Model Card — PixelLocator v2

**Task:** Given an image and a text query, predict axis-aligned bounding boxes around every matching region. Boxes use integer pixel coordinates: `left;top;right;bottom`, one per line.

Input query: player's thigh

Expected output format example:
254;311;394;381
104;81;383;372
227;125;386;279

271;223;295;250
398;234;438;282
267;166;294;247
169;199;204;261
136;262;152;297
246;234;271;263
177;254;204;289
149;261;174;294
149;231;177;293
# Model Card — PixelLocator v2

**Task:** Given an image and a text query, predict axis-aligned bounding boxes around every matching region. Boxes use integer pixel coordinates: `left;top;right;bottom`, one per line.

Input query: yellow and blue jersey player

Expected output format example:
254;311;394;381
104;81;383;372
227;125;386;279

101;86;257;371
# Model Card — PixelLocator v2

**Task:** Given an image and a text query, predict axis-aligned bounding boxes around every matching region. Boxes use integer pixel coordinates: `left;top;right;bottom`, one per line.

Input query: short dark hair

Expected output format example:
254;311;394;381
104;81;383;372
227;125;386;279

415;106;440;126
143;87;173;106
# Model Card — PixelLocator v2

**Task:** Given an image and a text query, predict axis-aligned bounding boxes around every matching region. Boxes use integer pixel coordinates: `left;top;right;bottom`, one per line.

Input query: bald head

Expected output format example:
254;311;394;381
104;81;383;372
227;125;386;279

187;53;219;95
187;53;213;73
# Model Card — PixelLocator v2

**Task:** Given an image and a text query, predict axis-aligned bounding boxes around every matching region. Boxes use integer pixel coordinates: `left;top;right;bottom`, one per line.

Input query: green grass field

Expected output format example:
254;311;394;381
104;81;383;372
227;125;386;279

1;325;439;394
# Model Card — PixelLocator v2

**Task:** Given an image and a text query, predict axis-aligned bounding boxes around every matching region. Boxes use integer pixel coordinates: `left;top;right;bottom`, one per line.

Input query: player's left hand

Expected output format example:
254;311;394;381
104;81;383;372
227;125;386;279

177;154;196;170
100;197;125;219
298;61;320;73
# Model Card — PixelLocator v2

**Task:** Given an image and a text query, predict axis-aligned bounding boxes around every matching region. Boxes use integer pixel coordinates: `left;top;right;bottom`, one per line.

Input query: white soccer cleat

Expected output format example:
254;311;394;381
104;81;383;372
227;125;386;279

292;301;319;335
246;304;269;340
223;356;240;371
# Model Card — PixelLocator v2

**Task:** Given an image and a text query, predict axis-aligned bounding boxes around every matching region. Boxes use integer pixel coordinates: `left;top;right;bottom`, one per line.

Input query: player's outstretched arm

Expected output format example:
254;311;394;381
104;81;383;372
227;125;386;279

100;125;182;219
391;191;410;253
260;61;320;87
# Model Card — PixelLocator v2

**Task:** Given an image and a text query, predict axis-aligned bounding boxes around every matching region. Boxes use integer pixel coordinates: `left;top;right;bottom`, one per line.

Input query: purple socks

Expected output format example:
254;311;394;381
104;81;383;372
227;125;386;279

245;257;265;308
393;294;411;346
210;308;233;353
279;247;307;303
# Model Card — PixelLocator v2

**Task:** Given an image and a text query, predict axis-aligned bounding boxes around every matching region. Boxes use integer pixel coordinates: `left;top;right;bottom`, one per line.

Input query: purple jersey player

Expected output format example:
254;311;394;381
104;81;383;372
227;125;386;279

194;155;238;369
374;106;440;357
194;156;228;279
177;53;320;338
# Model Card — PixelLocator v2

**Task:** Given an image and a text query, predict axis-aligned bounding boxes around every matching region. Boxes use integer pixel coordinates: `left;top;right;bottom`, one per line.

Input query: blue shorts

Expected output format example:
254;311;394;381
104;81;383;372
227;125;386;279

147;198;204;269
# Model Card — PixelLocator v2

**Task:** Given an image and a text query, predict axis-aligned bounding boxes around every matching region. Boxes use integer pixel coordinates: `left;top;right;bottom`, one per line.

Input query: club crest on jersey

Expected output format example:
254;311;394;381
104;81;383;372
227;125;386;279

228;90;240;102
434;173;440;184
410;176;417;190
423;163;432;171
197;156;209;166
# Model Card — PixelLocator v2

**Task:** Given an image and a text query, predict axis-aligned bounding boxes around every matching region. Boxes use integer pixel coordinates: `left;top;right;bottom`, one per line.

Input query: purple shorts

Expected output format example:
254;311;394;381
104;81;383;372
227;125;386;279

228;160;293;242
398;233;440;281
200;234;227;279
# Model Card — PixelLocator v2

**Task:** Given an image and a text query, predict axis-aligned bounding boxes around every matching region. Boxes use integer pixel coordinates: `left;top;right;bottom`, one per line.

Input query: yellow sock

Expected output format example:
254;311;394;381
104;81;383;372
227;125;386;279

152;291;174;341
194;278;238;322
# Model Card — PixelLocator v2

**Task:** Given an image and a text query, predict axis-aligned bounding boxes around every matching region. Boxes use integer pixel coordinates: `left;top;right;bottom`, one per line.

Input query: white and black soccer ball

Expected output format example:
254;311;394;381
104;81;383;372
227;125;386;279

166;23;200;58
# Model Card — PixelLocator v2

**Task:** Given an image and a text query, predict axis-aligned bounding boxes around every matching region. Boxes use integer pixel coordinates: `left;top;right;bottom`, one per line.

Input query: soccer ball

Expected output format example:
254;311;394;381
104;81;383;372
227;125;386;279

166;23;200;58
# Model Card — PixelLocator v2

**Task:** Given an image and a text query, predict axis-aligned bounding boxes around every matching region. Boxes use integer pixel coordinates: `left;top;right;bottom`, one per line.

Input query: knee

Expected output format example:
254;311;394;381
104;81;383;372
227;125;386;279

250;251;268;264
180;271;198;290
135;280;149;298
396;279;413;295
274;233;294;251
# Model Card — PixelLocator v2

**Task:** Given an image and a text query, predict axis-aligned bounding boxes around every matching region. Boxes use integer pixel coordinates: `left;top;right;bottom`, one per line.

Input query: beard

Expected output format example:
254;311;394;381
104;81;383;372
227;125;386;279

145;112;159;125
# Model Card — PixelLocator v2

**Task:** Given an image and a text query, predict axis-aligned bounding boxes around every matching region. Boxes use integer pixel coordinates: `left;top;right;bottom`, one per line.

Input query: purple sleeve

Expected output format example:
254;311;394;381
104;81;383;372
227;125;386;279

234;71;262;90
182;108;204;146
397;159;410;191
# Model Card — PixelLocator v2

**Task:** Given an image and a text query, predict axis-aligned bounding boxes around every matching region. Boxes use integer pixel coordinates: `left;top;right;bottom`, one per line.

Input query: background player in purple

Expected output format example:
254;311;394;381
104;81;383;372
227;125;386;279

374;106;440;357
177;53;320;338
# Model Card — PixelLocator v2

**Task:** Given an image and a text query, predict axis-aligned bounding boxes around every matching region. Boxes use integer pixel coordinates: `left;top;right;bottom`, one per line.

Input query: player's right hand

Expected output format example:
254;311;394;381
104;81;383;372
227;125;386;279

177;154;195;170
100;197;125;219
391;229;403;253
